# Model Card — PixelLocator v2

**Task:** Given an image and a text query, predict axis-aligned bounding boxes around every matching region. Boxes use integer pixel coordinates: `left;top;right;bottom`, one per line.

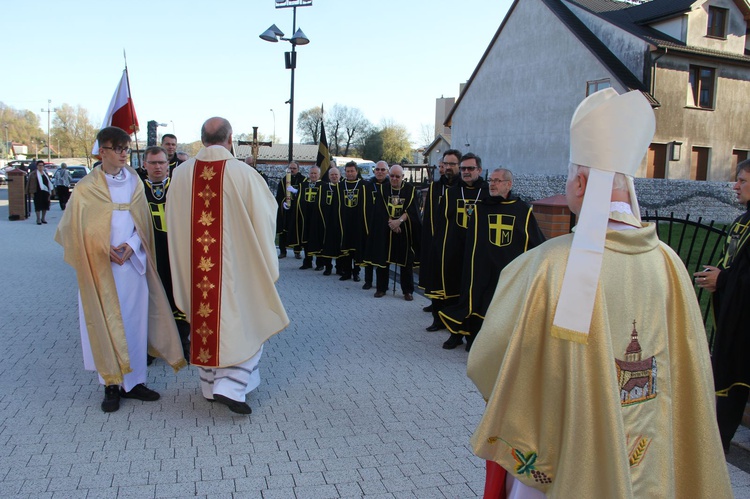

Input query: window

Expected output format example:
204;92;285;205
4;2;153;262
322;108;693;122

586;78;611;96
707;6;728;38
689;66;716;108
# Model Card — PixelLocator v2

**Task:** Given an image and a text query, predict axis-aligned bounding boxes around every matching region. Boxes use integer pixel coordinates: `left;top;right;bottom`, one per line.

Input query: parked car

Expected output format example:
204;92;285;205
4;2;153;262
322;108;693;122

5;159;34;172
0;169;6;185
67;165;91;189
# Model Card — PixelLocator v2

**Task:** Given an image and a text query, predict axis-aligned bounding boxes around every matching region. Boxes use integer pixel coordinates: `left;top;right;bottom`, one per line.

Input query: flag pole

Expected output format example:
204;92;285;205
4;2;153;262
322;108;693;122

123;50;140;156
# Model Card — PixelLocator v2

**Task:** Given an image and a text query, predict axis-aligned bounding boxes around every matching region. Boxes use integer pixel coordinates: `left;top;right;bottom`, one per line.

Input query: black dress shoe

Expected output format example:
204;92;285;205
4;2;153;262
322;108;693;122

339;275;351;281
314;266;324;271
36;221;42;225
442;334;464;350
423;304;433;313
362;282;372;290
374;291;386;298
426;323;446;332
404;293;414;301
214;394;252;414
294;252;302;260
352;275;361;282
101;385;120;413
278;252;287;259
120;383;160;401
41;220;48;224
323;268;332;276
299;264;312;270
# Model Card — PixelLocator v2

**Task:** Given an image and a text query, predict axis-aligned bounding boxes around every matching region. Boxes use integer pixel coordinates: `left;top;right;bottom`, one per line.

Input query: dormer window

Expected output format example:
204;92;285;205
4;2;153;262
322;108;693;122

707;6;728;38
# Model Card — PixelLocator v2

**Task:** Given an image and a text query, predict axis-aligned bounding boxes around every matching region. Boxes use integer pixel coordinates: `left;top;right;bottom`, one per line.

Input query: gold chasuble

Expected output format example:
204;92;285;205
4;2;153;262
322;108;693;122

167;146;289;368
467;225;731;498
55;166;187;385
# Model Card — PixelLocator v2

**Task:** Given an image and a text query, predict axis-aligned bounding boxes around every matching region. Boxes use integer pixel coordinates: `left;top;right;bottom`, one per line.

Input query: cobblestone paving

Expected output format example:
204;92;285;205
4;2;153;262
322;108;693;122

0;185;747;498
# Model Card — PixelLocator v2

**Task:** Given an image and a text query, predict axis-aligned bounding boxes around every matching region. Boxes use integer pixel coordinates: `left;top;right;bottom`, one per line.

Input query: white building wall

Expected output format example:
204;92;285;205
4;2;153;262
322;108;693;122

686;0;748;54
650;16;688;41
451;0;626;176
565;0;650;78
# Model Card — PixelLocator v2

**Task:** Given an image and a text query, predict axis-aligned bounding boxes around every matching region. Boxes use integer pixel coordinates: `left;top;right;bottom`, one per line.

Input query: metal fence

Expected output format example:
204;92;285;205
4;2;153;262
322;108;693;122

642;211;728;345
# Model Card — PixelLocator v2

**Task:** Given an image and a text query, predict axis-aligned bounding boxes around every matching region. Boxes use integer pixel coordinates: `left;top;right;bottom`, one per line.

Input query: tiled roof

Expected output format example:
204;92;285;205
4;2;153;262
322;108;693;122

569;0;750;64
234;143;319;162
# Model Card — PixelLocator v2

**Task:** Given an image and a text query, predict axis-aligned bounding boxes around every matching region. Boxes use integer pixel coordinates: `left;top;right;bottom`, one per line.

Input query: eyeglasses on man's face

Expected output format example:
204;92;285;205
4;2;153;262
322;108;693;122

374;168;387;172
101;146;131;154
459;166;477;171
443;161;459;167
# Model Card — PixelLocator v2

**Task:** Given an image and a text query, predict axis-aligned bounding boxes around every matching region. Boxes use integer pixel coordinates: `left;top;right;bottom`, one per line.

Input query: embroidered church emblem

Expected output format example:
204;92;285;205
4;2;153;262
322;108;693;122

344;189;359;207
615;321;657;406
388;196;404;218
456;200;475;228
488;214;515;247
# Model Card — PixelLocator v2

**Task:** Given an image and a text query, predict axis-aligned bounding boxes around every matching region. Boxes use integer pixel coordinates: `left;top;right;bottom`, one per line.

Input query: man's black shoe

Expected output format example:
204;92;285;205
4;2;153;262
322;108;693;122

323;268;332;276
426;322;446;332
442;334;464;349
423;304;433;313
374;291;386;298
214;394;252;414
299;264;312;270
352;275;361;282
362;282;372;290
278;252;287;259
294;252;302;260
101;385;120;413
314;266;324;271
339;275;351;281
120;383;160;401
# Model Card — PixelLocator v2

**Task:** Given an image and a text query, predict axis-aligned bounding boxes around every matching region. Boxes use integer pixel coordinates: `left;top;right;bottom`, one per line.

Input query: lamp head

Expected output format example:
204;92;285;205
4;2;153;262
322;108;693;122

290;28;310;45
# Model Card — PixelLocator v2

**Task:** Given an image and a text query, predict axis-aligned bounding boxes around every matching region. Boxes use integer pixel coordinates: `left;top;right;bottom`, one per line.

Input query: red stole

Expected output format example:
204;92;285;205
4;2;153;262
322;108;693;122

190;159;227;366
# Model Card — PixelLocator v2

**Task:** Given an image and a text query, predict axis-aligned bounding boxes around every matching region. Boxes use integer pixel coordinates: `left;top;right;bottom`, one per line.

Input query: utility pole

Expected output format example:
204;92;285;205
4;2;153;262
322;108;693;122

41;99;52;162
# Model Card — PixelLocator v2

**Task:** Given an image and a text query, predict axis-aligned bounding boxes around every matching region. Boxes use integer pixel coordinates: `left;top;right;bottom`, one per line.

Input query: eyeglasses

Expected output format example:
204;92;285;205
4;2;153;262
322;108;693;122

459;166;477;171
101;146;131;154
489;178;509;183
146;160;168;166
374;168;387;172
443;162;459;167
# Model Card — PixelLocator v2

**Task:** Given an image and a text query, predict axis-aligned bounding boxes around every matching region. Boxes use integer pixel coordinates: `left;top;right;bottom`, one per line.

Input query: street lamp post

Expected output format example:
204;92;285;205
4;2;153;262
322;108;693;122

260;0;311;164
4;125;8;159
41;99;52;162
270;109;276;142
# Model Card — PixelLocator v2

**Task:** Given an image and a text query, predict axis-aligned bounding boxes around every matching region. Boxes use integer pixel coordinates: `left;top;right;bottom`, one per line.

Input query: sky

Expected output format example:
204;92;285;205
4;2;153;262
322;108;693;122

5;0;513;148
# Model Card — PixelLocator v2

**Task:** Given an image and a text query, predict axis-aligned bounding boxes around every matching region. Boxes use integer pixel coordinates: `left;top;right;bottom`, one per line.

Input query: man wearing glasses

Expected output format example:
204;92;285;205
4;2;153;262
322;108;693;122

421;150;461;331
55;127;186;413
435;152;489;350
142;146;191;360
439;168;545;351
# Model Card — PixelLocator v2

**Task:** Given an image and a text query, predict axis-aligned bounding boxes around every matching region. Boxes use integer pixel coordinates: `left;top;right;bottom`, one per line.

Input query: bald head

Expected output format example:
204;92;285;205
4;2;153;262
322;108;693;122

389;164;404;189
201;117;233;149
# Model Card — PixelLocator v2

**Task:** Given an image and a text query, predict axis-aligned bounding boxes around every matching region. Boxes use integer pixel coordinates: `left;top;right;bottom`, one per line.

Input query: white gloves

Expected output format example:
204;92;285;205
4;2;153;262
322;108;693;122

287;185;298;194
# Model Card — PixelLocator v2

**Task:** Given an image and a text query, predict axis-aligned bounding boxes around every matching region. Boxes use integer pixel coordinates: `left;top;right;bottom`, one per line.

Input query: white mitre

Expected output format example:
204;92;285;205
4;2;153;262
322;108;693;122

551;88;655;344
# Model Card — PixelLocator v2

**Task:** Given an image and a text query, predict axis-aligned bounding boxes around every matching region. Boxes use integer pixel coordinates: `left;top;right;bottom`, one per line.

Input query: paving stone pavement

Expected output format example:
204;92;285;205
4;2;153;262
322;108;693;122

1;185;748;498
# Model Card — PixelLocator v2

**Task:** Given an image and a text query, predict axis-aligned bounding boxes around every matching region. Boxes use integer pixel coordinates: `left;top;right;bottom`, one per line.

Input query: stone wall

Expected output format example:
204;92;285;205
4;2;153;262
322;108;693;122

511;174;743;224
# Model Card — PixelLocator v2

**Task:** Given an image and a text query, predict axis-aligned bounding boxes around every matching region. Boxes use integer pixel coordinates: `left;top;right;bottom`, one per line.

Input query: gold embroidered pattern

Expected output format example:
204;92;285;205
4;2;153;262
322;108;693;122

198;185;216;207
196;276;215;299
628;435;651;467
615;321;657;406
194;322;213;345
197;348;212;364
200;165;216;181
199;211;215;226
196;230;216;253
197;302;214;318
198;256;215;273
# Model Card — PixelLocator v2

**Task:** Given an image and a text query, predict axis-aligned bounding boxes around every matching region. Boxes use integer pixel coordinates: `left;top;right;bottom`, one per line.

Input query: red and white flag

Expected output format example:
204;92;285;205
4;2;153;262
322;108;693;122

92;69;139;155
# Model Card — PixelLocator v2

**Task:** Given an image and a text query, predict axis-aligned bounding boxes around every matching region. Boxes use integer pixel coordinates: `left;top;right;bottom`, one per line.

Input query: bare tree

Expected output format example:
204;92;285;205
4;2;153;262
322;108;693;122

296;106;323;144
342;107;371;157
419;123;435;147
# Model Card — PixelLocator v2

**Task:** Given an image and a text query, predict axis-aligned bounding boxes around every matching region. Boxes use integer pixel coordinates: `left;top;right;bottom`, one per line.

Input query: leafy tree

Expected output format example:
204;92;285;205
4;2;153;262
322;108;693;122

0;102;45;157
380;121;412;164
361;129;383;161
51;104;98;163
297;106;322;144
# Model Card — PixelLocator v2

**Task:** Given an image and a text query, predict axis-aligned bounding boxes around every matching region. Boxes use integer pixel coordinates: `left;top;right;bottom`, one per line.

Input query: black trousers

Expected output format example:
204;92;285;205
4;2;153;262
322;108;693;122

376;263;414;294
338;255;359;278
56;186;70;210
717;385;750;451
278;233;300;254
364;264;374;285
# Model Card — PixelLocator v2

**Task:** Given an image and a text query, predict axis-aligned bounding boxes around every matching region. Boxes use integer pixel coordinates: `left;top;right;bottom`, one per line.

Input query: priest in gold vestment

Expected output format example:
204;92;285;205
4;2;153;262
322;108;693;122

467;90;731;498
167;117;289;415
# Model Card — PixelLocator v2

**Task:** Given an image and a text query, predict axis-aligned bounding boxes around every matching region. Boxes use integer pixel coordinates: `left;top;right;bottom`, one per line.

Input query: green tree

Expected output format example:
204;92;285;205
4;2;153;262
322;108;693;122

51;104;98;163
361;129;383;161
0;102;45;158
380;121;412;164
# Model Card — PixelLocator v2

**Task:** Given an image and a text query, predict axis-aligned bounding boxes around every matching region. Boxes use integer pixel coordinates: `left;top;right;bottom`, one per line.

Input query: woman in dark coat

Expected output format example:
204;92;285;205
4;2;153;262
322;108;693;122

26;160;53;224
